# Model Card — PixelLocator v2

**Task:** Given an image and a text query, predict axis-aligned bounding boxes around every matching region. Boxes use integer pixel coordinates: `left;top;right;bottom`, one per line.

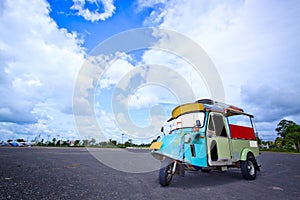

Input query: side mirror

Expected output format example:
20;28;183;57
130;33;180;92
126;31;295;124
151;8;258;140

160;126;165;135
196;120;201;127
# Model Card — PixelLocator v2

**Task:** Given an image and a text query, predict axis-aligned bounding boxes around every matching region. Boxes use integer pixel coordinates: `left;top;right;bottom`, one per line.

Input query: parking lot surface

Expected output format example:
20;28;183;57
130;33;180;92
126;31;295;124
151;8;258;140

0;147;299;199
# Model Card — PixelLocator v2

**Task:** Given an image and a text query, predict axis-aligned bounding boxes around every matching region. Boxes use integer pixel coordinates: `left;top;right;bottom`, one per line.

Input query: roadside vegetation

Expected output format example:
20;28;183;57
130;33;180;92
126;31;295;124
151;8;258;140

259;119;300;153
2;137;154;148
3;119;299;152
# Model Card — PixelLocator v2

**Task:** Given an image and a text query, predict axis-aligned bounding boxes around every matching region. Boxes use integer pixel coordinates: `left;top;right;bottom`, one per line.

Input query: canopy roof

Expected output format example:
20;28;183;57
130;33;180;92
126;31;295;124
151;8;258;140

168;99;253;121
171;103;204;121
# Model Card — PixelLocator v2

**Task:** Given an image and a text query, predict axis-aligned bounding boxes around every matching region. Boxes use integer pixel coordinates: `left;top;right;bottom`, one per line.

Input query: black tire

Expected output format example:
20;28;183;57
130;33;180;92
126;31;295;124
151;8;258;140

241;153;257;180
159;163;173;186
201;168;211;173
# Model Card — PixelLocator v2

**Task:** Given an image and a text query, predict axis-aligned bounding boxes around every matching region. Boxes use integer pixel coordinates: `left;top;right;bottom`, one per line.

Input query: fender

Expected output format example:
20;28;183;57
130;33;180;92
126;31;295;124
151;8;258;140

240;148;260;171
161;156;175;168
240;148;253;161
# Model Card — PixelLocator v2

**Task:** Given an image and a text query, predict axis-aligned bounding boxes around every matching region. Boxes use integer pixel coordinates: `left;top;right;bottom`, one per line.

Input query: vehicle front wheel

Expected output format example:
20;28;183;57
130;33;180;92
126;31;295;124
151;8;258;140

159;163;174;186
241;154;257;180
201;168;211;173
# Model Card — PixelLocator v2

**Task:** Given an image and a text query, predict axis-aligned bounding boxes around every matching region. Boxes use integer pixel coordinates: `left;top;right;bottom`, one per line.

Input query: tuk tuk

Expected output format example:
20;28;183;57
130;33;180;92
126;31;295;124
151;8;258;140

150;99;260;186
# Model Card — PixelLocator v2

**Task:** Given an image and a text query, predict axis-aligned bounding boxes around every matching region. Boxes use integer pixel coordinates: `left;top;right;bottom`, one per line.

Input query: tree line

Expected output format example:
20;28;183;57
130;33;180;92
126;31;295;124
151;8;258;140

4;119;299;151
4;137;154;148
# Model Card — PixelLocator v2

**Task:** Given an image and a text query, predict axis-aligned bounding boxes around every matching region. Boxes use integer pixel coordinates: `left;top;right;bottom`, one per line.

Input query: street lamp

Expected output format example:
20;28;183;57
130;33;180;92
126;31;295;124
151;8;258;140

122;133;124;148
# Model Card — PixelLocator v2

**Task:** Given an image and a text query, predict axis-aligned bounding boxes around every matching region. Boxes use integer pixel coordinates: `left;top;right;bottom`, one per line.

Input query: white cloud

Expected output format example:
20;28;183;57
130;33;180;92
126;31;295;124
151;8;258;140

90;46;211;140
98;53;135;89
70;0;115;22
0;0;85;140
140;50;211;99
137;0;168;9
127;85;176;109
137;0;300;140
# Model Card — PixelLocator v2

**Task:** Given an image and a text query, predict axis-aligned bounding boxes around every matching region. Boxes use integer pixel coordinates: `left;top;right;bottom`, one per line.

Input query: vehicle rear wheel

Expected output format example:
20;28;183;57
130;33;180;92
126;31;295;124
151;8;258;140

241;154;257;180
159;162;174;186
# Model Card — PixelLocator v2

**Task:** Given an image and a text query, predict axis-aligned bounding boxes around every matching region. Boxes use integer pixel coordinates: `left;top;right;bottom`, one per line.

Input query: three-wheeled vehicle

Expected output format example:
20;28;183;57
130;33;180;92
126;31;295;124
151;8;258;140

150;99;260;186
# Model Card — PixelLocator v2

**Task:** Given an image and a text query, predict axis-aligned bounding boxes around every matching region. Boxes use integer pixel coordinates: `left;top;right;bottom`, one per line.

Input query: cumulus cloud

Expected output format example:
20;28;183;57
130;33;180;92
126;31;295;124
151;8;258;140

95;109;119;140
241;83;300;123
70;0;116;22
140;50;211;99
127;88;160;109
137;0;300;140
0;0;85;139
98;53;135;89
82;50;196;140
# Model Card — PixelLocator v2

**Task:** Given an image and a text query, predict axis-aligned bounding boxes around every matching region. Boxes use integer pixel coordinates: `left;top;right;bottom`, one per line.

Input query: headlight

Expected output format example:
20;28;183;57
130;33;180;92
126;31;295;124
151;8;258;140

183;134;191;143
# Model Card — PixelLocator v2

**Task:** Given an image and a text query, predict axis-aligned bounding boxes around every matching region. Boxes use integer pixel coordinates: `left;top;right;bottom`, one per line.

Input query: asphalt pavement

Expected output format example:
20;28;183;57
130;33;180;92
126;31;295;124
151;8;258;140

0;147;299;200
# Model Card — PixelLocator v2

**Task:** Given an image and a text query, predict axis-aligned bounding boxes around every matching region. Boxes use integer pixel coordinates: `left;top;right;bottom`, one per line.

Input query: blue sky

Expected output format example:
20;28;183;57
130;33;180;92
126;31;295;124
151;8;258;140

48;0;151;51
0;0;300;143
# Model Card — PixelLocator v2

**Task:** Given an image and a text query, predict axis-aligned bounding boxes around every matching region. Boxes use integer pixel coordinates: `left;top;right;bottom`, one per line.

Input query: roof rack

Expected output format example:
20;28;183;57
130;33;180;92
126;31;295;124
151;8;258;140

168;99;252;120
195;99;244;113
195;99;214;105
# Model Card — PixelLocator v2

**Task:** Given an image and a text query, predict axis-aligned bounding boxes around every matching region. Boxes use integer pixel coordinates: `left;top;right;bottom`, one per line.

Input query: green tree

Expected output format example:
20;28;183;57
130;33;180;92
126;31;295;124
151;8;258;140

276;119;296;138
82;139;89;146
52;137;56;145
99;141;108;147
89;138;96;146
124;139;133;147
74;140;80;146
110;140;117;146
275;137;284;148
150;139;157;144
283;124;300;151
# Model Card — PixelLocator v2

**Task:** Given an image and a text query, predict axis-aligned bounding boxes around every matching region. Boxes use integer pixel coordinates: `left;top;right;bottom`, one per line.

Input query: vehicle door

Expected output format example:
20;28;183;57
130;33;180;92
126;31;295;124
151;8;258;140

206;112;232;166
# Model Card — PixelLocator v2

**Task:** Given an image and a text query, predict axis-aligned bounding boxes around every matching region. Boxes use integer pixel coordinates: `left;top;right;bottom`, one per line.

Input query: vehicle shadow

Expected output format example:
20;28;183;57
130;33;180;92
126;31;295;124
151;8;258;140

169;169;245;188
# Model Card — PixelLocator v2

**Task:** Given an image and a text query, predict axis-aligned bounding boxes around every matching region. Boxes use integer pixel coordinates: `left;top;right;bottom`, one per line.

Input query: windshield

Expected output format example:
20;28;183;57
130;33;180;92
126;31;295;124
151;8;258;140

170;112;205;131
